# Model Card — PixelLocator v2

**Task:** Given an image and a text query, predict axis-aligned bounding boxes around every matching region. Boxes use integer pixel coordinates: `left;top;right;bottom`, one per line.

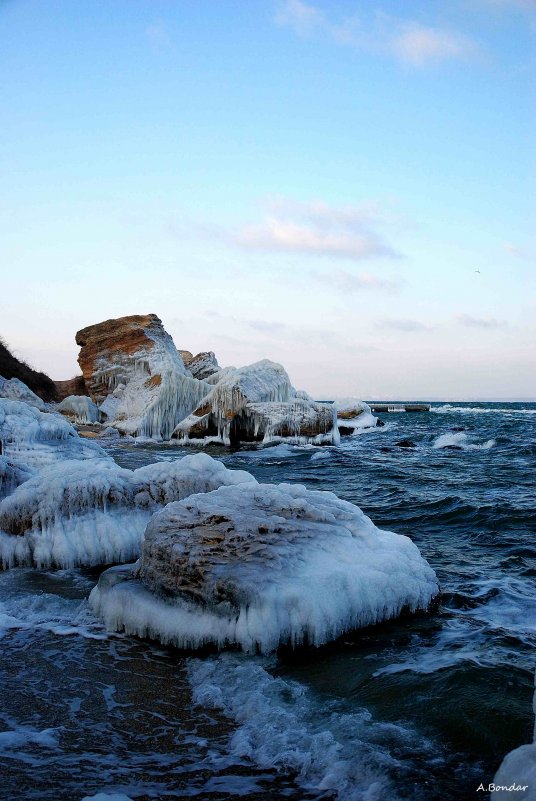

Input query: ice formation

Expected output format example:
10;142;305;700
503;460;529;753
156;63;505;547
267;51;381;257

182;351;220;380
76;314;212;440
0;453;256;569
493;673;536;800
0;376;45;410
334;398;378;434
0;398;108;476
90;482;439;653
173;360;338;446
57;394;101;424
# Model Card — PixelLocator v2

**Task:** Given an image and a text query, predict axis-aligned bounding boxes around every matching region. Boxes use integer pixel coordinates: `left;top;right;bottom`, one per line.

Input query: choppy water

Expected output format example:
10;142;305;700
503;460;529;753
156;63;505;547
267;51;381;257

1;402;535;800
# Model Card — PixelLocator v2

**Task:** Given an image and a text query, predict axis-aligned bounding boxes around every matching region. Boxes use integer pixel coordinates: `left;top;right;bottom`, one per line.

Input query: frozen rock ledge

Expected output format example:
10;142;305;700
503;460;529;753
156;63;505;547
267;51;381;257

90;482;439;654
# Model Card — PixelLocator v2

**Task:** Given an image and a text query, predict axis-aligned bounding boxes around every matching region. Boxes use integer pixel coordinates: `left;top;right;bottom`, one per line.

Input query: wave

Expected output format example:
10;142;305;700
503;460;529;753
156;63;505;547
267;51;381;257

432;405;536;415
187;654;438;801
433;432;496;450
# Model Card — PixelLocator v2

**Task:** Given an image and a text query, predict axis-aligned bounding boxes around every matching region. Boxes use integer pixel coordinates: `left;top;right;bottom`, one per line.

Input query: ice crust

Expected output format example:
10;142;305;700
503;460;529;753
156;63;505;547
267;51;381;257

0;453;256;569
90;482;439;654
174;360;338;446
0;376;45;409
493;674;536;800
57;394;100;423
0;398;108;475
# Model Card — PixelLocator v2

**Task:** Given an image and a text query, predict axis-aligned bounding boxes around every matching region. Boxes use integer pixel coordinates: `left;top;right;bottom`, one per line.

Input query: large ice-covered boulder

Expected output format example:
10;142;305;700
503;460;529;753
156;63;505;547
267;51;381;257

90;482;439;654
334;398;378;434
493;674;536;800
76;314;210;439
0;453;256;569
173;360;338;446
57;395;101;424
0;376;45;410
0;398;108;476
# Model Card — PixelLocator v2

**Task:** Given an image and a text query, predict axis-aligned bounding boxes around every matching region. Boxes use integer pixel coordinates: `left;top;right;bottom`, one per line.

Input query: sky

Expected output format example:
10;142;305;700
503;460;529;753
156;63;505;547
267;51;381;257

1;0;535;400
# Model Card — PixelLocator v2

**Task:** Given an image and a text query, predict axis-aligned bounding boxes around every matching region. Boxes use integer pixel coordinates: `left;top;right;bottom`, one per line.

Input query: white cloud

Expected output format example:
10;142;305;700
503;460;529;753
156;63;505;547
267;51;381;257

313;269;401;294
275;1;481;66
456;313;507;328
378;318;431;332
275;0;323;36
233;198;400;260
389;23;478;66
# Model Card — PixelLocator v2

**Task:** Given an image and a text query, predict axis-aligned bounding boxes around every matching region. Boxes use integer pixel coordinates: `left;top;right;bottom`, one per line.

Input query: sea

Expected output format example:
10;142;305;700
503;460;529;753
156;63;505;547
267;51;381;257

1;402;535;801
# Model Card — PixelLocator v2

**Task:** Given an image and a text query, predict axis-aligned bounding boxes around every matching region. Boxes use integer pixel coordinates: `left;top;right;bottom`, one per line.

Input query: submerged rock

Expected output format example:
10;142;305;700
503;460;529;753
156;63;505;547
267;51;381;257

0;453;256;569
395;440;417;449
76;314;210;439
90;482;439;654
173;360;338;446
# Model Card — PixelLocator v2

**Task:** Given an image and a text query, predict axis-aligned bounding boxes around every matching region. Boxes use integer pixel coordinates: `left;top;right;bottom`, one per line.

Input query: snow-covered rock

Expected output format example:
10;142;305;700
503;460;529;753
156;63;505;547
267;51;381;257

57;395;101;424
493;673;536;800
334;398;378;434
0;453;256;569
0;456;32;500
0;376;45;410
90;482;439;654
173;360;338;447
183;351;220;380
76;314;210;440
0;398;108;476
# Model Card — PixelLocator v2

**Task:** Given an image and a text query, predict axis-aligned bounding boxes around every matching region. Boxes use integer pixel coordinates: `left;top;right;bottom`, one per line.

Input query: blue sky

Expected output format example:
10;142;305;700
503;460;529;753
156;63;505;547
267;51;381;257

1;0;534;399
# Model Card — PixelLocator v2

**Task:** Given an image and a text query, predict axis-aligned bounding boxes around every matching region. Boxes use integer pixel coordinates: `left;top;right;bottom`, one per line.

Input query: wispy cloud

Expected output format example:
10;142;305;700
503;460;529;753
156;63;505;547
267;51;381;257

456;313;507;329
275;0;323;36
504;242;534;261
313;269;402;294
276;1;481;66
233;198;400;260
378;318;431;332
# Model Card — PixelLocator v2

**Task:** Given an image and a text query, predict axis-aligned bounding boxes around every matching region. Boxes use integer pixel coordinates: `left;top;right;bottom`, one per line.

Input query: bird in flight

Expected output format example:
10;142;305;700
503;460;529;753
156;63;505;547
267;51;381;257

475;269;481;274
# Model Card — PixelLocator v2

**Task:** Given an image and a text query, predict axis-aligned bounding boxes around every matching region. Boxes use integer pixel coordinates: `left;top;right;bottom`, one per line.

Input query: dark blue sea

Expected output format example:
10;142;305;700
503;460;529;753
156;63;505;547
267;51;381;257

1;402;535;800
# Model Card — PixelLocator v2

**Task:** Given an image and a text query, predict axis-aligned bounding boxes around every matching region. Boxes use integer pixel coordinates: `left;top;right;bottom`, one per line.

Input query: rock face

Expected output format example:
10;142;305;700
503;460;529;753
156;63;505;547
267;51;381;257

90;482;439;654
54;375;88;401
185;351;220;381
76;314;210;439
174;360;338;446
0;453;255;569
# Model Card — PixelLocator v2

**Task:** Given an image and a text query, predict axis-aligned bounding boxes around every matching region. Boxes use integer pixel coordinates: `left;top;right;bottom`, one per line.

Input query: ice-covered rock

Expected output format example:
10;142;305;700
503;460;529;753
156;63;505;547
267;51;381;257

90;482;439;654
0;453;256;569
0;398;108;475
0;376;45;410
334;398;378;434
57;395;101;424
76;314;211;439
493;674;536;800
182;351;220;380
173;360;338;447
0;456;32;500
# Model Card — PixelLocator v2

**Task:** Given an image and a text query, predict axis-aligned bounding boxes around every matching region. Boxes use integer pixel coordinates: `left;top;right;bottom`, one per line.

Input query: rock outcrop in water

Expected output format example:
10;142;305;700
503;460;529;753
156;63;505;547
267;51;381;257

76;314;210;439
90;481;439;653
75;315;339;447
334;398;378;435
173;359;338;446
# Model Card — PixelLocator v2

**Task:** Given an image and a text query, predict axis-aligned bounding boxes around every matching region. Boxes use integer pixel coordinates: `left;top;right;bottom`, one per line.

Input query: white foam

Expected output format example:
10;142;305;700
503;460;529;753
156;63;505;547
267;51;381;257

433;432;496;450
188;654;435;801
